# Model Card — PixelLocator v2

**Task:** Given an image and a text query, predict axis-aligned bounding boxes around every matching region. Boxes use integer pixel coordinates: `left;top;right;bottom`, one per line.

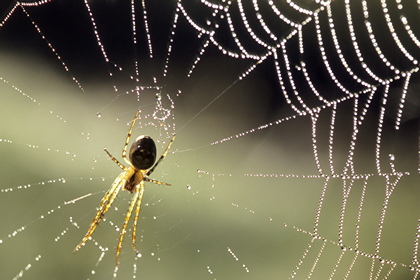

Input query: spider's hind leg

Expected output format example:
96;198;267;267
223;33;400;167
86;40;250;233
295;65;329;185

146;133;176;176
122;110;140;166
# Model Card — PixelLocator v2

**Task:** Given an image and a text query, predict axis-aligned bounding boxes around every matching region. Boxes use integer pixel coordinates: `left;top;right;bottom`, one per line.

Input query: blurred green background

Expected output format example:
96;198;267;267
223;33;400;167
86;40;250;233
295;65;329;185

0;1;419;279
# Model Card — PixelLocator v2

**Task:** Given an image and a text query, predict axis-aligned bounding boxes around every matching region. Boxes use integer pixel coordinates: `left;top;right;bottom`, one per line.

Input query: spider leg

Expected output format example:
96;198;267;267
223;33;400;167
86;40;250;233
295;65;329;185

122;110;140;166
104;148;126;171
147;133;176;176
115;182;143;265
74;173;125;253
131;181;145;256
144;177;171;186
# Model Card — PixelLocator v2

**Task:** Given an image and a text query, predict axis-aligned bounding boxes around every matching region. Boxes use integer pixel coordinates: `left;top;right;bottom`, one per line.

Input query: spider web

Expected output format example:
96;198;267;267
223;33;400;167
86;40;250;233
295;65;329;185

0;0;419;279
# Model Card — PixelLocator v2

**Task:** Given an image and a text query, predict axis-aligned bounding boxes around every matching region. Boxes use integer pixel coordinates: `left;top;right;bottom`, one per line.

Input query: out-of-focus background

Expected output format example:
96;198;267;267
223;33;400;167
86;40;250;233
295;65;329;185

0;1;419;279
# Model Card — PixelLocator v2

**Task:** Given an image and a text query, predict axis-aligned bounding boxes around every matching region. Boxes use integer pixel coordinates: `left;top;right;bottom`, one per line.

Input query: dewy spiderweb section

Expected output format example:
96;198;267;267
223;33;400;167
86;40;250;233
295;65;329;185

0;0;419;279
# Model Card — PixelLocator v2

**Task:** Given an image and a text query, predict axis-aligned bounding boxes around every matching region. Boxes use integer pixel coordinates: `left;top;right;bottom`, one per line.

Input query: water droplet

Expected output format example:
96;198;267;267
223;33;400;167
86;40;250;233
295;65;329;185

187;184;191;190
156;92;162;101
96;112;102;118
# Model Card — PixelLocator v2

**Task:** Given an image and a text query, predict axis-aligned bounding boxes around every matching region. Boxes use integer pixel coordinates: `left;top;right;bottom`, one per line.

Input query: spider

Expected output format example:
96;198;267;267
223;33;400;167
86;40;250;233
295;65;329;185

74;110;175;265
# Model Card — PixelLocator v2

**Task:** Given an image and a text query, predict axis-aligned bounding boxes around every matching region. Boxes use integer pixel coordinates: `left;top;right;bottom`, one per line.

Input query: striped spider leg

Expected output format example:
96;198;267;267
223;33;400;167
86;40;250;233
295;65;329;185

74;110;176;265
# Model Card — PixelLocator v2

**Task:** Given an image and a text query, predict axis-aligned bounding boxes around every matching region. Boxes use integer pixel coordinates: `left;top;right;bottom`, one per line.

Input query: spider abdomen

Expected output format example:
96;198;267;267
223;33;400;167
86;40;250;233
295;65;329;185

129;135;157;170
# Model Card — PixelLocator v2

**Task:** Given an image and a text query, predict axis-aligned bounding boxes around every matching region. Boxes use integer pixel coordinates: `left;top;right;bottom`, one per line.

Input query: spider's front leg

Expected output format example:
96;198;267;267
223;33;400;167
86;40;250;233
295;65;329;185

74;173;125;253
116;182;145;265
131;182;146;256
